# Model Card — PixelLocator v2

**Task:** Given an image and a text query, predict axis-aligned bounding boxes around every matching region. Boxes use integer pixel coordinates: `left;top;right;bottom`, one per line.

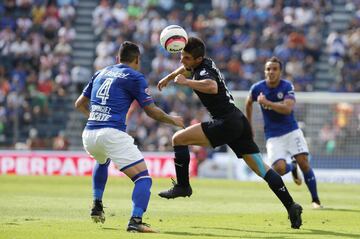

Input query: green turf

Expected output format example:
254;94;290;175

1;176;360;239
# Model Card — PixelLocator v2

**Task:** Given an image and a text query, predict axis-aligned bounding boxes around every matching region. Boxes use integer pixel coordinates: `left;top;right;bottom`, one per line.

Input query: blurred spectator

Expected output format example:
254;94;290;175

59;3;75;23
26;128;46;149
52;130;69;150
71;65;92;92
319;122;337;154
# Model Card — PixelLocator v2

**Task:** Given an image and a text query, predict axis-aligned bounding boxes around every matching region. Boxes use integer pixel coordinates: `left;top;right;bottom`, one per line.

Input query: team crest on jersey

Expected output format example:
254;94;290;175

200;69;208;76
277;92;284;99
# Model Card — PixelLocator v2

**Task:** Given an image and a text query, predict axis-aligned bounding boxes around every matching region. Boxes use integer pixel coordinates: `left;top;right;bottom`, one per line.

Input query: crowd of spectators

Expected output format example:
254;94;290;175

0;0;359;153
326;2;360;92
0;0;76;149
90;0;346;153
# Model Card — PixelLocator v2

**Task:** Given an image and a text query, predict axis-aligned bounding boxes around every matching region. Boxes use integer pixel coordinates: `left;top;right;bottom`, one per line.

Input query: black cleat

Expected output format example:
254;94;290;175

127;217;157;233
158;179;192;199
288;203;303;229
291;161;302;185
91;199;105;223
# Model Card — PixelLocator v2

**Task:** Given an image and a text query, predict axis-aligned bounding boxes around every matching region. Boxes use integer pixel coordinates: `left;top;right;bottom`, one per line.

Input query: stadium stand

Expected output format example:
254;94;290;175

0;0;359;158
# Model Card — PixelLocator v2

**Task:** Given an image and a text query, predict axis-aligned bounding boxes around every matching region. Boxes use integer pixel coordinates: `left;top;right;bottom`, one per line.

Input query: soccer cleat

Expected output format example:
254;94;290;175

158;179;192;199
91;199;105;223
312;199;323;209
291;161;302;185
288;203;303;229
127;217;158;233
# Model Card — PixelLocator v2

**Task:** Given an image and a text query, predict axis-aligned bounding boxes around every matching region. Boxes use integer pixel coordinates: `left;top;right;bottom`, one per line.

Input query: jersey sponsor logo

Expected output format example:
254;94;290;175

277;92;284;99
104;70;130;79
200;69;208;76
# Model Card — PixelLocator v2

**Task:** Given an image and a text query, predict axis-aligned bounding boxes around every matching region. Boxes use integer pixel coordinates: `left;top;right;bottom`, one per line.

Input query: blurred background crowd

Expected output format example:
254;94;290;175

0;0;359;160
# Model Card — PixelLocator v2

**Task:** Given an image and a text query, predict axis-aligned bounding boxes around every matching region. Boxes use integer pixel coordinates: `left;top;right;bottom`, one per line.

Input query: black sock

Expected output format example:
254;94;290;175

264;169;294;211
174;145;190;186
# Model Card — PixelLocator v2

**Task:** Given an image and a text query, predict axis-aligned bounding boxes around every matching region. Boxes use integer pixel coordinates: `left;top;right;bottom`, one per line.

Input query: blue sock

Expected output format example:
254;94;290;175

303;168;319;202
131;170;152;218
92;159;110;201
174;145;190;186
285;163;293;174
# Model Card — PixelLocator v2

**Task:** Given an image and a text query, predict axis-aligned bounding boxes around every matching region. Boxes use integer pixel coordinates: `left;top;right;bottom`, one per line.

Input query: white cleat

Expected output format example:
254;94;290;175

312;201;323;209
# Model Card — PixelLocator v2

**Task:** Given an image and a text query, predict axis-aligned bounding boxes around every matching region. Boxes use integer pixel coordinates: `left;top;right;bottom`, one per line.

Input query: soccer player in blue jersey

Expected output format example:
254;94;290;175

245;56;322;209
75;41;184;232
157;37;302;229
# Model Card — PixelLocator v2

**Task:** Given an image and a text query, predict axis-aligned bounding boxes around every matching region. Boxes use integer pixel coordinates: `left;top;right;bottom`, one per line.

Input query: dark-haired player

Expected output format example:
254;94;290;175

75;41;184;232
245;56;322;209
157;37;302;229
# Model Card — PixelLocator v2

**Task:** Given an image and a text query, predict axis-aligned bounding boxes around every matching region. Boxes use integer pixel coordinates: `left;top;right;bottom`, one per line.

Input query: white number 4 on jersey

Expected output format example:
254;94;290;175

96;78;113;105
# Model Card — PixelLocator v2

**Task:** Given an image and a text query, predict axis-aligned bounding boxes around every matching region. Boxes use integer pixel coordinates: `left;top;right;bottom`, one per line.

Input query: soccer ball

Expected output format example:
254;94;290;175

160;25;188;53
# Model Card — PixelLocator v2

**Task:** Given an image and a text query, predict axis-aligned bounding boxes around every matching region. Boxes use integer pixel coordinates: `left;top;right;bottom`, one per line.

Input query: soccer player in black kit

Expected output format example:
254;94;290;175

157;37;303;229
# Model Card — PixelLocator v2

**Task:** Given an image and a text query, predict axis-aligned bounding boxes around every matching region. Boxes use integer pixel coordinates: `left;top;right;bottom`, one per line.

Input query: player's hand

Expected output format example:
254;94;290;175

174;74;187;86
171;115;185;128
257;92;271;109
157;77;170;91
257;92;267;104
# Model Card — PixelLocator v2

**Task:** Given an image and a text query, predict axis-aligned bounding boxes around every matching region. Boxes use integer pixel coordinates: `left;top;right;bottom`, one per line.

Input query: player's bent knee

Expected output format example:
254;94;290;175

172;131;185;146
273;163;286;175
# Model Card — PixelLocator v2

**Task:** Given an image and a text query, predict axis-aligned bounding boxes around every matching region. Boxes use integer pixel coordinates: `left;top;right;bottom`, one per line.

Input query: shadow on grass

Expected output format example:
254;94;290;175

191;226;360;239
162;231;244;238
319;207;360;213
3;222;20;226
101;227;119;231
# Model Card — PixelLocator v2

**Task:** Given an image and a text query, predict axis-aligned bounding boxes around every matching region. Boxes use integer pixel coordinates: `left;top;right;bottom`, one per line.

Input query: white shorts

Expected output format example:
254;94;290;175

82;128;143;170
266;129;309;164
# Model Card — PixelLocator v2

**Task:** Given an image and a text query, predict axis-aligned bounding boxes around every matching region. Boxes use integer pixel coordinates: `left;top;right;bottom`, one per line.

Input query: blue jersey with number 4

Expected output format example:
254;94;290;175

82;64;154;132
249;79;298;140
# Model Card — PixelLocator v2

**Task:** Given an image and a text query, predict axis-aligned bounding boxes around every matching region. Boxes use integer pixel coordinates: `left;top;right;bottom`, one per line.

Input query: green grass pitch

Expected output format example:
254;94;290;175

1;175;360;239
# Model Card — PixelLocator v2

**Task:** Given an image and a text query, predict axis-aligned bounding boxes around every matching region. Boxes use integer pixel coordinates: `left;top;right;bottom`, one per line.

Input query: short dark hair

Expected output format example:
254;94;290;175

118;41;140;63
266;56;282;70
183;37;205;59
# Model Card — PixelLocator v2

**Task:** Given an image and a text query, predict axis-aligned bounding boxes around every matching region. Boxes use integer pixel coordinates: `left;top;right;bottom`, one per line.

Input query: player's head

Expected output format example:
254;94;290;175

118;41;141;70
264;56;282;86
181;37;205;70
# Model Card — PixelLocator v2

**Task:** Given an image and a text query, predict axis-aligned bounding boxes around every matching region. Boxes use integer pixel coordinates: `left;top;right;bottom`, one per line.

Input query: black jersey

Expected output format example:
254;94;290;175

191;58;238;118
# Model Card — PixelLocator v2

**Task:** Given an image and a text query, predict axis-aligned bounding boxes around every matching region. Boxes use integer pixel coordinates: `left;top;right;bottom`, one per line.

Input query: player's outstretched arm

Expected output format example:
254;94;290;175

74;94;90;117
157;66;189;91
143;103;184;128
245;96;255;138
245;95;253;124
174;74;218;94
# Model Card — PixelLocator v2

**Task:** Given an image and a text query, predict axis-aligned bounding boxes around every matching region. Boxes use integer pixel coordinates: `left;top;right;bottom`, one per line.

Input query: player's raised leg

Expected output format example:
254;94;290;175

159;123;210;199
295;154;322;208
241;153;303;229
272;159;302;185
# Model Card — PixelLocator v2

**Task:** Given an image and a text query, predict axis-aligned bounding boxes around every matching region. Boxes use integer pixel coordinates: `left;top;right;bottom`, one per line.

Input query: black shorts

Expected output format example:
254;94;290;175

201;110;259;157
